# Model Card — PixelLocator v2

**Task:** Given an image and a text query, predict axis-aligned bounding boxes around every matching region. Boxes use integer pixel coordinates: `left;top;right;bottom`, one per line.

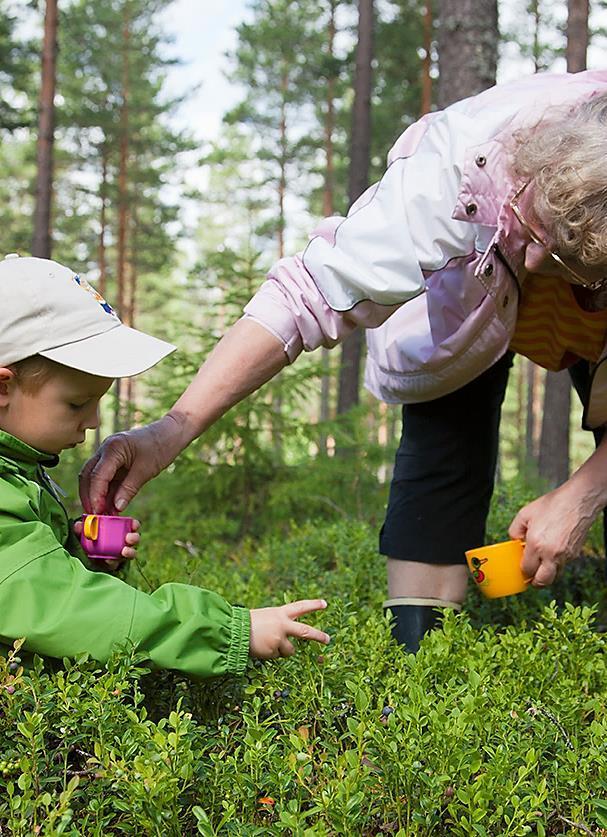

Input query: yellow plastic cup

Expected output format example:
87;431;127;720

465;539;531;598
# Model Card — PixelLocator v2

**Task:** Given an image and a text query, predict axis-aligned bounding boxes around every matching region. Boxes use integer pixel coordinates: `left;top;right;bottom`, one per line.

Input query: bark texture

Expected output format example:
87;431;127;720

32;0;58;259
337;0;374;414
437;0;498;109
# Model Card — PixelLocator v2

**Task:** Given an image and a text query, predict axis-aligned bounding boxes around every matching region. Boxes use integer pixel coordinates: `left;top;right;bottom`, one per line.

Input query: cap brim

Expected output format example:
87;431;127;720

40;323;176;378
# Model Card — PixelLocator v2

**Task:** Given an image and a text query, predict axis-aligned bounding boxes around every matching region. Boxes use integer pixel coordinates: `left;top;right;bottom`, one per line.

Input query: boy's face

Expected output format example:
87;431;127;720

0;365;113;455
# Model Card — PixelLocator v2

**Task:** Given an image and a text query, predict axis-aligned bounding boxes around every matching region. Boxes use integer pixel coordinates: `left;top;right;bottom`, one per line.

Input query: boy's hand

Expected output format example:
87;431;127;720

73;518;141;571
249;599;330;659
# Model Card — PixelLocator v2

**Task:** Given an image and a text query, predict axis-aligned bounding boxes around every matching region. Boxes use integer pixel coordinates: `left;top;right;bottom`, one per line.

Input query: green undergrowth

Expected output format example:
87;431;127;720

2;508;607;835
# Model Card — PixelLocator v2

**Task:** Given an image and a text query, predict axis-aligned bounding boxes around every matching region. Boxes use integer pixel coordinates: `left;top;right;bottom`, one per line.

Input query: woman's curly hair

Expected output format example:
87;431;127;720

511;91;607;267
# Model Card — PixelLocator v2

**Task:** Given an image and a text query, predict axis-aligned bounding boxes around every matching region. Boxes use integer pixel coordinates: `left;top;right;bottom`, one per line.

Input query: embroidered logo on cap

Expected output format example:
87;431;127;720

73;274;116;316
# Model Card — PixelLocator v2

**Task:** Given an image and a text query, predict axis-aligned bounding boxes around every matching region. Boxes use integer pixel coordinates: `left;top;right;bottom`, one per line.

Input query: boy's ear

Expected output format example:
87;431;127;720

0;367;16;406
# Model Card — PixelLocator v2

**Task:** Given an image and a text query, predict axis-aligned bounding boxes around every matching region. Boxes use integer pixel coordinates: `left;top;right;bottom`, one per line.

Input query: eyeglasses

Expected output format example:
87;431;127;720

510;181;607;292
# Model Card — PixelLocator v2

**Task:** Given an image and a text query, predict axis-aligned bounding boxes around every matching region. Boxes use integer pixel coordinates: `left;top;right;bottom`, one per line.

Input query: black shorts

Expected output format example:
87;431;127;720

379;354;604;566
379;351;514;565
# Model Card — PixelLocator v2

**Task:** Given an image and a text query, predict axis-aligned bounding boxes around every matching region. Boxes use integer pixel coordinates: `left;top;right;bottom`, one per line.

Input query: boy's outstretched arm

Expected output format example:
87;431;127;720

250;600;330;659
0;477;330;677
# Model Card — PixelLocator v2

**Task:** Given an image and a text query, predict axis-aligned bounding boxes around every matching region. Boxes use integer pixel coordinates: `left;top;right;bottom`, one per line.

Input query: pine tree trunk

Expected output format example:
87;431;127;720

537;0;588;483
95;146;109;450
437;0;498;109
269;66;290;457
278;67;288;260
538;370;571;487
32;0;58;259
336;0;373;415
420;2;433;115
124;254;137;426
319;1;337;454
531;0;541;72
566;0;588;72
525;360;544;472
516;357;525;475
525;360;537;464
322;1;336;221
115;9;130;434
98;148;108;297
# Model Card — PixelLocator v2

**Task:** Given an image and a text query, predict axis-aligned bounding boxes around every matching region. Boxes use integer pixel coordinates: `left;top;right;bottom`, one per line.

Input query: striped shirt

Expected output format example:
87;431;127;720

509;275;607;371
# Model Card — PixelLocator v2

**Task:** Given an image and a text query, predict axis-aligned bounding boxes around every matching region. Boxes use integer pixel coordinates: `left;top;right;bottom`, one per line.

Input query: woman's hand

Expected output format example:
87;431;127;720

80;321;288;514
79;415;186;513
249;599;331;659
73;518;141;571
508;482;597;587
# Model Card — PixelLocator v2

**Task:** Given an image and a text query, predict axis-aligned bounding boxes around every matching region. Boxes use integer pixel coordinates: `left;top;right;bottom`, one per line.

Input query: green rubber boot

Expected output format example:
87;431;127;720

383;597;462;653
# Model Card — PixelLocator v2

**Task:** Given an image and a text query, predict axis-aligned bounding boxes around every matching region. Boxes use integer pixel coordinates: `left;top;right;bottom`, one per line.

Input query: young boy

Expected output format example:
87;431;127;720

0;254;329;677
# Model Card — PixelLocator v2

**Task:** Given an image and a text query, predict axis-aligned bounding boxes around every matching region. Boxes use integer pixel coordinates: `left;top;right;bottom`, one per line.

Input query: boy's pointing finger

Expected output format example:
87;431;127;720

283;599;327;619
288;621;331;644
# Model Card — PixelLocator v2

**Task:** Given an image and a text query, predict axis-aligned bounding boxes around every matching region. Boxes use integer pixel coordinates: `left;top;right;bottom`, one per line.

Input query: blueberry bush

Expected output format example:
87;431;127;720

2;473;607;835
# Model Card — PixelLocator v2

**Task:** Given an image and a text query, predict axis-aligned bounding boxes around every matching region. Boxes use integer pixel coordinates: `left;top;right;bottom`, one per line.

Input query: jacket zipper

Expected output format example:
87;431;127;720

36;465;71;523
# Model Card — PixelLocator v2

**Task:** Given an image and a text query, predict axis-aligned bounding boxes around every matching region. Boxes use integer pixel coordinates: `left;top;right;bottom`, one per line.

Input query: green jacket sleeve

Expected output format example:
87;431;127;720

0;479;250;679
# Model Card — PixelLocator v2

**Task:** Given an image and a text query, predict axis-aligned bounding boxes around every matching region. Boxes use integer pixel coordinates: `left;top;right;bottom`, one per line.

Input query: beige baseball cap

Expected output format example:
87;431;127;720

0;254;176;377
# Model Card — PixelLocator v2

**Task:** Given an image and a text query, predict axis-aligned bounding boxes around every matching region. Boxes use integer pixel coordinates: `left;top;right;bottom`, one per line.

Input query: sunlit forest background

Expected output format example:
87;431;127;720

3;0;604;530
4;2;607;834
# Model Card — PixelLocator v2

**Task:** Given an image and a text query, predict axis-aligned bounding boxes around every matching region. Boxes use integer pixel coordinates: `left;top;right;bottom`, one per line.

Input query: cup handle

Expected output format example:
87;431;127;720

83;515;99;541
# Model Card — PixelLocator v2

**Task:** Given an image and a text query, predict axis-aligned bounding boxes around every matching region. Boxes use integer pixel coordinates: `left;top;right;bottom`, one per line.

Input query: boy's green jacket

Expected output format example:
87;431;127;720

0;430;250;678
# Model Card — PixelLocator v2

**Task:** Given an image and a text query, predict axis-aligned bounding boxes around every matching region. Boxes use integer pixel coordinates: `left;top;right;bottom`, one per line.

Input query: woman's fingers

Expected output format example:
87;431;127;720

79;435;133;513
520;543;541;581
530;555;560;587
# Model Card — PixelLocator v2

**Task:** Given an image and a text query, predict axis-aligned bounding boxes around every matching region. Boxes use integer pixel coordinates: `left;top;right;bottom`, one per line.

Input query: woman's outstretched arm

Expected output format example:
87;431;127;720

80;318;287;513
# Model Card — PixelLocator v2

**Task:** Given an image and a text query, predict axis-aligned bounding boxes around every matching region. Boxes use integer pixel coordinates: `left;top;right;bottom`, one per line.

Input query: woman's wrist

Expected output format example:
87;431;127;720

160;409;199;460
166;389;224;448
565;438;607;518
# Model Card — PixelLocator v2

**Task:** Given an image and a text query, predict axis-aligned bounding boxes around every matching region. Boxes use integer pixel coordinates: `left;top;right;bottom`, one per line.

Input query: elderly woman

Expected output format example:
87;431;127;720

80;70;607;651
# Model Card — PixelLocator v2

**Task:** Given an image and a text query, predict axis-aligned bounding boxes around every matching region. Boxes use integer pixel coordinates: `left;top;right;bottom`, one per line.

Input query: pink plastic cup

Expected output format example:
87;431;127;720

80;514;134;561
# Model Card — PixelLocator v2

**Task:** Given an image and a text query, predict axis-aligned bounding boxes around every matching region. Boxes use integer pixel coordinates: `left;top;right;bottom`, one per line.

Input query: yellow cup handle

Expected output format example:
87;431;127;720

83;514;99;541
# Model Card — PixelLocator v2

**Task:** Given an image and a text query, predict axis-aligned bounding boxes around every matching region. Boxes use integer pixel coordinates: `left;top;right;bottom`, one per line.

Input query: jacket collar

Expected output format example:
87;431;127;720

452;136;523;227
0;429;59;469
453;136;540;282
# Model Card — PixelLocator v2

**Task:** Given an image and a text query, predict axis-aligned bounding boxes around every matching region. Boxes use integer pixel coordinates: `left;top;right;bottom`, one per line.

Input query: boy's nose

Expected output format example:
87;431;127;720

82;405;100;430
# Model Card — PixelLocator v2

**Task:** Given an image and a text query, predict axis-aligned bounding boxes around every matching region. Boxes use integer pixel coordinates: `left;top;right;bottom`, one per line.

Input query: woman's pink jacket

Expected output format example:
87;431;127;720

243;70;607;429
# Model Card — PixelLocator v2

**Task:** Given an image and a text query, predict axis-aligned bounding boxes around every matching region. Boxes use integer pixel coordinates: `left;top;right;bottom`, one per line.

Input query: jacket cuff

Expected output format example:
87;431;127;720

227;606;250;675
